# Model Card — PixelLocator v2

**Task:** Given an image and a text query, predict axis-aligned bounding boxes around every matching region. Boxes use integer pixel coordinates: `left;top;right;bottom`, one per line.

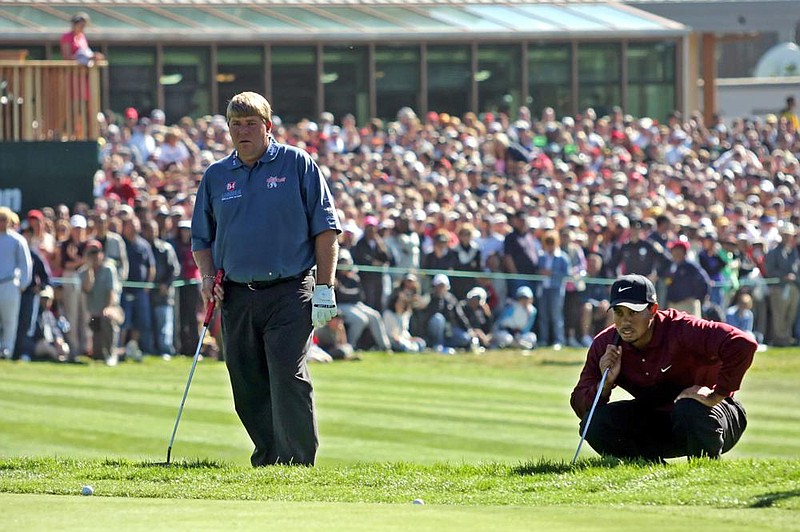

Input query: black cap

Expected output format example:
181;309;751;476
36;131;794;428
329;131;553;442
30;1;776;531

609;274;657;311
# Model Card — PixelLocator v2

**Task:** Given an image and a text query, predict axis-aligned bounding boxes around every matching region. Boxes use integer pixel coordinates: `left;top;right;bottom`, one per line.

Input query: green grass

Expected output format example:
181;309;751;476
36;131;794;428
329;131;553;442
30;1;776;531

1;348;799;530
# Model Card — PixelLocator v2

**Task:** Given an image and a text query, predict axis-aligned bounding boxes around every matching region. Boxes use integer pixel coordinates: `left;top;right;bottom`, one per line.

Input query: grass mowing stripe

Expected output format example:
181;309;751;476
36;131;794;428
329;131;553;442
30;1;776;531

321;369;574;397
318;404;576;448
318;393;573;427
0;425;249;467
0;388;237;426
0;374;232;403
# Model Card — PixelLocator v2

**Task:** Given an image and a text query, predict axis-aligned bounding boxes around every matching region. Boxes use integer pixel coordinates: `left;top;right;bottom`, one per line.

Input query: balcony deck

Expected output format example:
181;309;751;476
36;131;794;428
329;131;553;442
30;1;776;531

0;54;106;142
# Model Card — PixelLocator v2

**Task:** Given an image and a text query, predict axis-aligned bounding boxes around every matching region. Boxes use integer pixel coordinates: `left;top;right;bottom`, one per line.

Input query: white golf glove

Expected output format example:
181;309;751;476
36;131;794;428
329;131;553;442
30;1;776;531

311;284;337;328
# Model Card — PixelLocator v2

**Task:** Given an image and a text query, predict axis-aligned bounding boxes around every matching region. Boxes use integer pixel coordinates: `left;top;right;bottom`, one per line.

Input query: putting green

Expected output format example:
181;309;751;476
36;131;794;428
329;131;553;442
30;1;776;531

3;494;797;532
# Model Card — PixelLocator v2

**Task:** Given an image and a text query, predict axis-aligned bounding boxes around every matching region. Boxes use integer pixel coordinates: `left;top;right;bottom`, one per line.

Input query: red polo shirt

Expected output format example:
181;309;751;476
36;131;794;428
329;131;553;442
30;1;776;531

571;309;757;417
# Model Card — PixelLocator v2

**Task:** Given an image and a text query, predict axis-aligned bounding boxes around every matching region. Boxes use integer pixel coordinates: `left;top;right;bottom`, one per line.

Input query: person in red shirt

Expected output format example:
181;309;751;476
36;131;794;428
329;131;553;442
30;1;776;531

570;274;756;461
60;12;104;65
104;170;138;206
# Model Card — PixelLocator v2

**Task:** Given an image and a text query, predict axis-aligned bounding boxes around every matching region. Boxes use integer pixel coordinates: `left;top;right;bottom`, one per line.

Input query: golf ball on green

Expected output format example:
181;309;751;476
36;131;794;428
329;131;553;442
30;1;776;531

81;485;94;496
412;498;424;505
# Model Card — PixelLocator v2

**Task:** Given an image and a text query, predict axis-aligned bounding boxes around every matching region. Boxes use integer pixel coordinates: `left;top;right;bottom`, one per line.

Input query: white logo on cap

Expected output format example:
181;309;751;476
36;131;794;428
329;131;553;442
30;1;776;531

618;286;632;292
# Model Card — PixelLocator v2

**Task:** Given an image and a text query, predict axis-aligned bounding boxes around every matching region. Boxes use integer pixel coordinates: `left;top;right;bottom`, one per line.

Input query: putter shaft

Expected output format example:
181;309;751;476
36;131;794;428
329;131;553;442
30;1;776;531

571;366;610;464
166;269;223;464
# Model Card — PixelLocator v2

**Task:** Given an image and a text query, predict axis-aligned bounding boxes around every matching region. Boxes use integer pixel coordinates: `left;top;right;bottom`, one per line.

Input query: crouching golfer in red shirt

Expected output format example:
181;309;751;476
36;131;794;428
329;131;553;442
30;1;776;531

570;274;756;461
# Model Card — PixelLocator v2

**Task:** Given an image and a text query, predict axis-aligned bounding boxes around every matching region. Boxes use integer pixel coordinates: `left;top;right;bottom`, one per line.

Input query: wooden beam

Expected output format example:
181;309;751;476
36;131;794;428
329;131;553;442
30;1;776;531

702;33;717;126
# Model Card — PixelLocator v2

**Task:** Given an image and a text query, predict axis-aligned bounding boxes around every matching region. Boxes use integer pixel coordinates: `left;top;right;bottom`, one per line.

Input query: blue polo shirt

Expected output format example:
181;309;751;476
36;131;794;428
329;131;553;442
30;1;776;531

192;139;341;283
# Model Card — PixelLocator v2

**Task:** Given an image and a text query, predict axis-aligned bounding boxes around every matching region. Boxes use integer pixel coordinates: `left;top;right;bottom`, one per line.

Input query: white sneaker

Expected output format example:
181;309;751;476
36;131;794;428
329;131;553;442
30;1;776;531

125;340;143;363
106;353;119;366
470;337;481;353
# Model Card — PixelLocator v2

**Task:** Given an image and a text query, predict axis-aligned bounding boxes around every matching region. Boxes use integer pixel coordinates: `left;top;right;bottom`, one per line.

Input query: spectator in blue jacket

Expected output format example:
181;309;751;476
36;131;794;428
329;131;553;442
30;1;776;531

726;292;755;339
536;230;570;348
493;285;538;350
423;274;472;353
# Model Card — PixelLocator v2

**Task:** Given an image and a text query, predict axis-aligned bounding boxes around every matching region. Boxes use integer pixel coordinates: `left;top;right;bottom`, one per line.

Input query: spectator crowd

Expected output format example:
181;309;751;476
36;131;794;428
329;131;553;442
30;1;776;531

1;98;799;364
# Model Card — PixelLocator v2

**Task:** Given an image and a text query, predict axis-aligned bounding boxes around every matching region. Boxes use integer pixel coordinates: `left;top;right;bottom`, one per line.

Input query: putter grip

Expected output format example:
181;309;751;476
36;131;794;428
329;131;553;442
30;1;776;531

202;269;224;326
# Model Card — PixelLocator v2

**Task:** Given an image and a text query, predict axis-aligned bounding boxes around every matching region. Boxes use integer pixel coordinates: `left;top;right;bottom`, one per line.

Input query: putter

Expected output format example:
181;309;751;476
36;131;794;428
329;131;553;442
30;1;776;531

166;269;224;464
571;332;621;465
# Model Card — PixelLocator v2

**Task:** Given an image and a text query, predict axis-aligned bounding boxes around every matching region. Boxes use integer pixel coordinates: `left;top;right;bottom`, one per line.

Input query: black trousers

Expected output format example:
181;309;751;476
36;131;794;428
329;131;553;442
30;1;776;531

176;283;201;356
581;397;747;460
221;274;317;466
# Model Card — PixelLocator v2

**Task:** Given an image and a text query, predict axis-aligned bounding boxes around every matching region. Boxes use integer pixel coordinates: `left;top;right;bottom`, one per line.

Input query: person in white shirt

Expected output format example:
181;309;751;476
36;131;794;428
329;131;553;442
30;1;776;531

0;208;33;359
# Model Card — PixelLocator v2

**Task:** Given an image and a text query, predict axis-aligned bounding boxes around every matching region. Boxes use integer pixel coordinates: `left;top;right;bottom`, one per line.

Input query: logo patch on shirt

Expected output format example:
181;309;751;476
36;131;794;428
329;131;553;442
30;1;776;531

660;365;672;373
266;176;287;189
227;181;236;191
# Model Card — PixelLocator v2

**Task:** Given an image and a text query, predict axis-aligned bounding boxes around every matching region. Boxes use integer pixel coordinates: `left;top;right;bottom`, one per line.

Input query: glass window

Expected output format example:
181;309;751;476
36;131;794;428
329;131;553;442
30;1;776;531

578;5;663;31
270;46;317;124
375;45;420;123
163;47;211;121
425;6;506;31
323;45;369;125
518;5;604;32
319;8;403;30
478;44;521;116
627;41;677;121
466;6;556;31
578;43;621;118
216;47;264;115
427;45;471;116
107;47;157;117
47;7;132;29
528;43;572;118
110;7;196;29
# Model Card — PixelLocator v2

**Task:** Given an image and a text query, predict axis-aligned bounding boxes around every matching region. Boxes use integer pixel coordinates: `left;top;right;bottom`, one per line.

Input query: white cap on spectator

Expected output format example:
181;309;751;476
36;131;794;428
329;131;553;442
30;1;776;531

69;214;87;229
516;286;534;299
466;287;487;305
432;274;450;288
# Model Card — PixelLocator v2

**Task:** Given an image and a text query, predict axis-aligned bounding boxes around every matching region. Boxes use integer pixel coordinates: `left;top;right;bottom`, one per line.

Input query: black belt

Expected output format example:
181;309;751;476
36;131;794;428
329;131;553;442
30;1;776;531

226;272;307;291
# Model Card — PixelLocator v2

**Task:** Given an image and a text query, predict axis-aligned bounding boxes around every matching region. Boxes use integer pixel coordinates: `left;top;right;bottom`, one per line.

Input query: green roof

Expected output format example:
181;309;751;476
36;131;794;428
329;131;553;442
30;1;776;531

0;1;687;43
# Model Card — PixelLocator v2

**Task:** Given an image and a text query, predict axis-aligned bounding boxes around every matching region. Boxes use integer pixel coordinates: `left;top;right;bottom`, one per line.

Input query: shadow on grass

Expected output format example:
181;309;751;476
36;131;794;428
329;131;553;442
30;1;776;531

102;458;226;470
749;489;800;508
511;456;661;475
539;359;584;367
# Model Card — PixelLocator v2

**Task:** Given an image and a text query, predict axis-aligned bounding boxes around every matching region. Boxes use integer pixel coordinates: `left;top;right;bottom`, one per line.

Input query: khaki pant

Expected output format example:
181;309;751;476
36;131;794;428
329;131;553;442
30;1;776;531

61;272;88;354
768;284;800;346
668;298;702;318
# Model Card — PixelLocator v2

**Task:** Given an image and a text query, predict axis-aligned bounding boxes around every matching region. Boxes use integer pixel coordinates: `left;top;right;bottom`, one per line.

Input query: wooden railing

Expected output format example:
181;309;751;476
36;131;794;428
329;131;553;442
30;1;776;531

0;58;106;142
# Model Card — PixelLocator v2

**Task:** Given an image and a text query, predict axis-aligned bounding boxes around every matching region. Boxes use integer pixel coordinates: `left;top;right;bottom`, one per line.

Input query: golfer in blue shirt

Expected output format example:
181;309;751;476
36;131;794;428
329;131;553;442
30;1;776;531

192;92;340;466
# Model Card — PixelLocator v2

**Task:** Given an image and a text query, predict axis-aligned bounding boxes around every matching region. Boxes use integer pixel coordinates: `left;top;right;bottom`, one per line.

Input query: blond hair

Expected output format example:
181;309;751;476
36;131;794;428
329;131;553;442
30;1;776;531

226;92;272;124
